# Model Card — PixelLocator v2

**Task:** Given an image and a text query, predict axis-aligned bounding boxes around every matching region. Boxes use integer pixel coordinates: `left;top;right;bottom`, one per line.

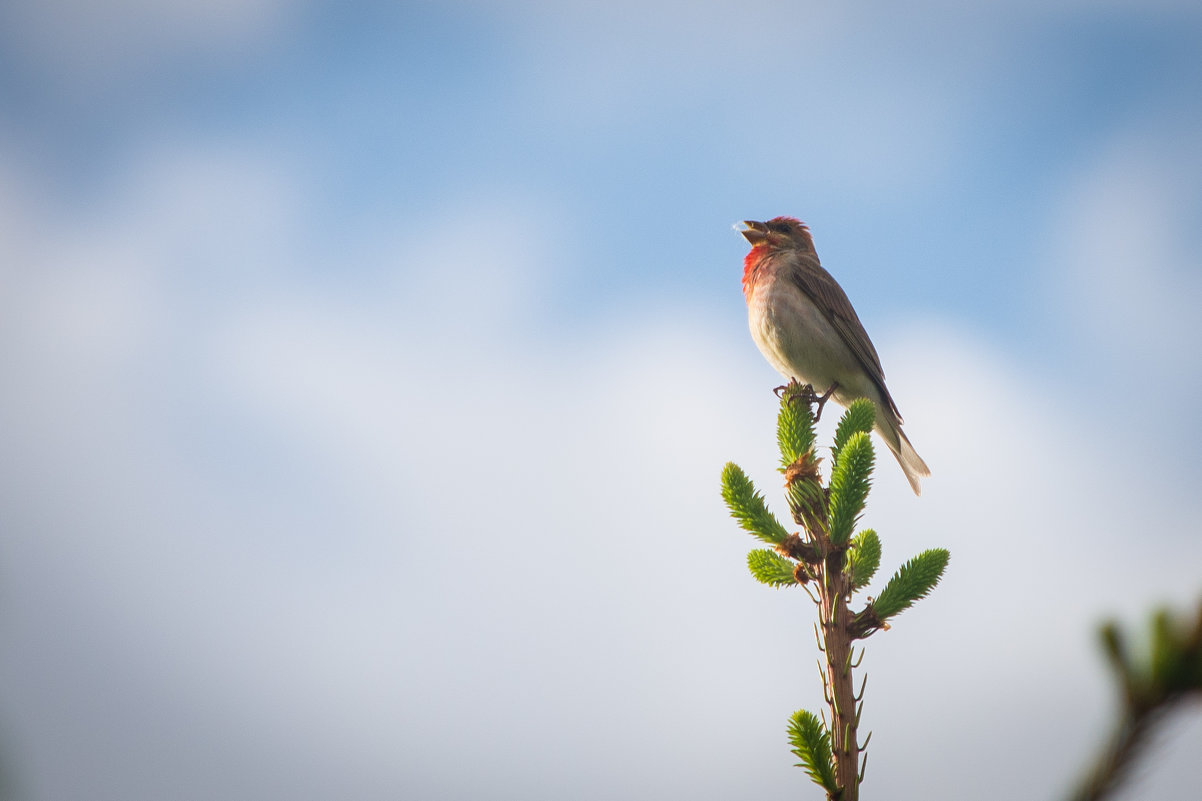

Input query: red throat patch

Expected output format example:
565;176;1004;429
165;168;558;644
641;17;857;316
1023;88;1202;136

742;245;770;301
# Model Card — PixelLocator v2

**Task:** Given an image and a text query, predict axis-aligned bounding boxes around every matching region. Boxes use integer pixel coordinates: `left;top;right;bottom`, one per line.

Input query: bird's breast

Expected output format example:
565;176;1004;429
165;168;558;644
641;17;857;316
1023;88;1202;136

747;274;861;393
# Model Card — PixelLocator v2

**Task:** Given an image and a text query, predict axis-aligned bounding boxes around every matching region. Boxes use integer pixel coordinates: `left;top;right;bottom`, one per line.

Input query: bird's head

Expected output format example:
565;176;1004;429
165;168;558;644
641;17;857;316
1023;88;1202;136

738;217;815;300
738;217;814;252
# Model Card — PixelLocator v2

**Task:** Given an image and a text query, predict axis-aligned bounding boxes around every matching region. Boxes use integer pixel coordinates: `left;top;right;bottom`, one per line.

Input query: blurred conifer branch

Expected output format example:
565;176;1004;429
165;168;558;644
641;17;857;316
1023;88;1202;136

1067;600;1202;801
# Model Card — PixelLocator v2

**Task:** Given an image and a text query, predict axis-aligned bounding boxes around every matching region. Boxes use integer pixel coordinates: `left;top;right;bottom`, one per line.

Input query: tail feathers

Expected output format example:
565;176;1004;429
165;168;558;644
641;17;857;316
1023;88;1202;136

892;428;930;496
877;416;930;496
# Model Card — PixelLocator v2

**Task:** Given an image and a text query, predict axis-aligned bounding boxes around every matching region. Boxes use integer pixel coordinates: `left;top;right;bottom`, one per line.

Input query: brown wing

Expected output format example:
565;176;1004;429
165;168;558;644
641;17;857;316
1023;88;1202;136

788;253;904;421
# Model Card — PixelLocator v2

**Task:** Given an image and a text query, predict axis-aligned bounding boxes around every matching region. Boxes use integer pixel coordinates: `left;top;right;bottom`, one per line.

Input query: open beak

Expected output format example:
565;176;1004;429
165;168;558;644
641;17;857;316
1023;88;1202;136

738;219;769;245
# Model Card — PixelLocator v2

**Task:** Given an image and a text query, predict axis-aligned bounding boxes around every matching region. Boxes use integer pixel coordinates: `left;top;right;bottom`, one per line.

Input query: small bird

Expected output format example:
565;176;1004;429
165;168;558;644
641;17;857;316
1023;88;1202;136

739;217;930;495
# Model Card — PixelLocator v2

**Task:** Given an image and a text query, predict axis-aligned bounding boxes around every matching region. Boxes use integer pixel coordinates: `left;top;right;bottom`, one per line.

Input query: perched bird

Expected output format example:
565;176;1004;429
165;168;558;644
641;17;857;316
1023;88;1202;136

739;217;929;495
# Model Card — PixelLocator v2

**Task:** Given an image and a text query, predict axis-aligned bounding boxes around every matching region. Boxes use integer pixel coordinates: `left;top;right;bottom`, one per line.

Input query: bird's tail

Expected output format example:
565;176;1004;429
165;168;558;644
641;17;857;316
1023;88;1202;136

876;413;930;496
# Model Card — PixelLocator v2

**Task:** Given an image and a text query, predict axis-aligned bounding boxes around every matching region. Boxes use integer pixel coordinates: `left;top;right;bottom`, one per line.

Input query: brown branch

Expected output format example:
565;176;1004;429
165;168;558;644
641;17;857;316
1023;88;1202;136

1067;602;1202;801
1066;705;1166;801
777;532;822;565
817;544;861;800
777;396;864;800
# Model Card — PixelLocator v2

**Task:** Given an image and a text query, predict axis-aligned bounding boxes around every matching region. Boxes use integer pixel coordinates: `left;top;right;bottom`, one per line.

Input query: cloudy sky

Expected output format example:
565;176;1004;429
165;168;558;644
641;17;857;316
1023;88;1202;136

1;1;1201;799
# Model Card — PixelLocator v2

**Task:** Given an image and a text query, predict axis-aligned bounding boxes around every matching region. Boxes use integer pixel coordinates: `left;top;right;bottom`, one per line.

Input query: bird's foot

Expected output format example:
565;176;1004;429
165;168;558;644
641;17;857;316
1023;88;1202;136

774;379;812;401
812;382;839;423
773;379;818;406
773;380;839;421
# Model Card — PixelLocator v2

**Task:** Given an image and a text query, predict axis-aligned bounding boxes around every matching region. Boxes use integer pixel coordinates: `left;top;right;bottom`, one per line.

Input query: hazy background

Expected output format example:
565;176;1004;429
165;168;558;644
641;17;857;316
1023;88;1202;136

1;1;1201;799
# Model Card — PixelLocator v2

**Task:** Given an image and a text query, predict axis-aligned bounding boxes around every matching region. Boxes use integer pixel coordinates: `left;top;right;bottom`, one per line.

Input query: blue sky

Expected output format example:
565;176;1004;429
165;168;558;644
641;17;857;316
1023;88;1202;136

1;1;1201;800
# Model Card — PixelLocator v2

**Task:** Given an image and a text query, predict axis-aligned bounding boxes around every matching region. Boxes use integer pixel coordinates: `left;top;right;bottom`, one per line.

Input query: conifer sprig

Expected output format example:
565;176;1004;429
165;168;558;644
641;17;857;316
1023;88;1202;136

778;386;817;470
832;398;876;464
827;432;874;545
720;381;948;800
720;462;789;546
747;549;799;587
848;529;882;591
788;709;838;794
872;549;950;621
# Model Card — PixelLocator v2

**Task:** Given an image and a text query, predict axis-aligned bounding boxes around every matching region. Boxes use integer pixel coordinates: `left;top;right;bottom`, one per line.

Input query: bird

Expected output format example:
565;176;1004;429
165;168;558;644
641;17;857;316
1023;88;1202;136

738;217;929;495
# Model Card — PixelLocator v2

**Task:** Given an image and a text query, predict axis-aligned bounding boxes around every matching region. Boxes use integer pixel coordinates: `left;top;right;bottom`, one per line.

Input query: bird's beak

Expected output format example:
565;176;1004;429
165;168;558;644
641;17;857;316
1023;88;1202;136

738;220;769;245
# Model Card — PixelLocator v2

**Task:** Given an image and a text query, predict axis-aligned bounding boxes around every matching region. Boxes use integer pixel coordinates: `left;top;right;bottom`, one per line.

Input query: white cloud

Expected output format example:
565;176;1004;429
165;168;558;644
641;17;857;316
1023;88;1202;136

2;130;1200;801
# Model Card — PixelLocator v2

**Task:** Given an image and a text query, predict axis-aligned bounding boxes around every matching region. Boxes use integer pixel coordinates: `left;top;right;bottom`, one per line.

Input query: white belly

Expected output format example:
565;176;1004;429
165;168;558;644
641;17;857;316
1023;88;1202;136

747;277;878;403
